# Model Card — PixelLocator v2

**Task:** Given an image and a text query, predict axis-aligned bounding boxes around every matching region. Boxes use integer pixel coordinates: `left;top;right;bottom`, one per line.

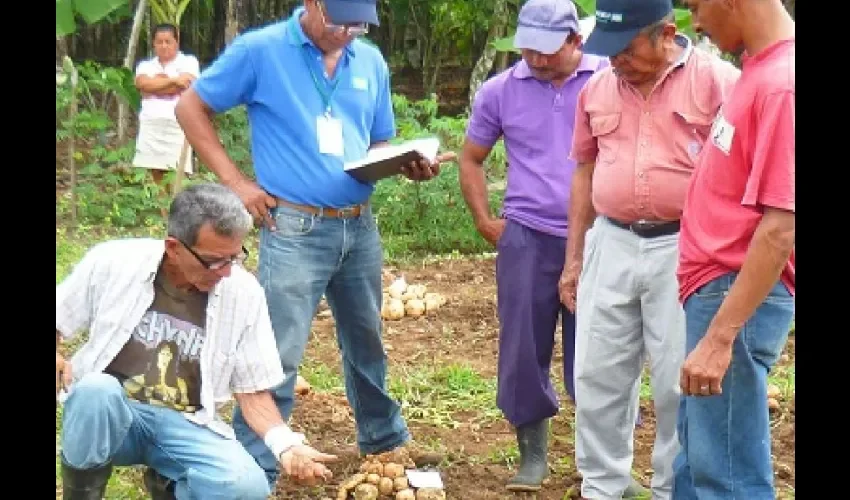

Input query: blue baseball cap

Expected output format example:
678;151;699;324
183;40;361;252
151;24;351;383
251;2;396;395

514;0;580;55
323;0;379;26
583;0;673;57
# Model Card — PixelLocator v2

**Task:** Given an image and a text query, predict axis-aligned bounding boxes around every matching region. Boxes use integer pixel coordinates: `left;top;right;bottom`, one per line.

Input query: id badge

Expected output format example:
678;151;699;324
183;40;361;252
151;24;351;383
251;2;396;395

317;114;344;157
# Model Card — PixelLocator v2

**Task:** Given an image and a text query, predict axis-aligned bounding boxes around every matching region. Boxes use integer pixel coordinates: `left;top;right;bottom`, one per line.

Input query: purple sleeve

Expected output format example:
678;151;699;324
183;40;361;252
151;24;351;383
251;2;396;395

465;79;502;148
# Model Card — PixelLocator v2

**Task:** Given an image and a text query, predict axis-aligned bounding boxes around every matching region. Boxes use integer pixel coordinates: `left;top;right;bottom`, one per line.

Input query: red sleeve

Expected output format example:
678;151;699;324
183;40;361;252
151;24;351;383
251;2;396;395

570;86;597;164
742;90;795;212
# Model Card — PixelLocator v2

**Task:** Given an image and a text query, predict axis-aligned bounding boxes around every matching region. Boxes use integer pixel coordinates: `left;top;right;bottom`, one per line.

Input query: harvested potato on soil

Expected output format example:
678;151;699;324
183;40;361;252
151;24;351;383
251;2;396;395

415;488;446;500
393;476;409;491
378;476;395;495
405;298;426;317
396;489;415;500
768;397;780;411
366;473;381;485
387;277;408;298
382;462;405;479
767;384;781;399
294;375;311;395
354;482;380;500
382;298;405;321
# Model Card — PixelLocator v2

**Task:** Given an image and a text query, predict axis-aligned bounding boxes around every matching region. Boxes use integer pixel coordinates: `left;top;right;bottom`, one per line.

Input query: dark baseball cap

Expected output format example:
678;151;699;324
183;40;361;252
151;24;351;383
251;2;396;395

514;0;580;55
583;0;673;57
323;0;379;26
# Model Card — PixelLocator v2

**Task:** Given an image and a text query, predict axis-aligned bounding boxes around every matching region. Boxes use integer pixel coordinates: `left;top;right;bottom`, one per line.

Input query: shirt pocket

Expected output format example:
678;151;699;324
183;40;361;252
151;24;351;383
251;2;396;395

589;112;622;166
672;110;714;166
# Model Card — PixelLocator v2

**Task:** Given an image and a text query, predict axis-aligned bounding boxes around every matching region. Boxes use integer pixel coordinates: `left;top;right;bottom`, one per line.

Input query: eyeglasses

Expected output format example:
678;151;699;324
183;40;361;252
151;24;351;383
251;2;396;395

317;1;369;37
179;240;249;270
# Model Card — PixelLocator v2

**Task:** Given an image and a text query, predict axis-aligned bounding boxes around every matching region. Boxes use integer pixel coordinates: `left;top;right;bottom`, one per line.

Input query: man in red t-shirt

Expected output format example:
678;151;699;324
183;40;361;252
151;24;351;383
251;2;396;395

673;0;795;498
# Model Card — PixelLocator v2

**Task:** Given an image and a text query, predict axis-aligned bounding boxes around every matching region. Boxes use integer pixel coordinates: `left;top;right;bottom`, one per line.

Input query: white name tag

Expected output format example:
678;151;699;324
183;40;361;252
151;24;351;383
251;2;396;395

352;76;368;90
709;112;735;155
317;115;344;157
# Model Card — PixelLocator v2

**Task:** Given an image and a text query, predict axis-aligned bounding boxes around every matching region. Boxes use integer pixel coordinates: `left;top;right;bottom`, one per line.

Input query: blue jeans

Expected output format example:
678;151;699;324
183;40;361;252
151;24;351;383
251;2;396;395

61;373;270;499
232;204;409;485
672;273;794;500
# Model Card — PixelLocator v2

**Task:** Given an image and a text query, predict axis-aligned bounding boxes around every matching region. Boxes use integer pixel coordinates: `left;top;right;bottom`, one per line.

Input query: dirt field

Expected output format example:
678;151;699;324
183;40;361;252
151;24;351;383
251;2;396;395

274;257;796;499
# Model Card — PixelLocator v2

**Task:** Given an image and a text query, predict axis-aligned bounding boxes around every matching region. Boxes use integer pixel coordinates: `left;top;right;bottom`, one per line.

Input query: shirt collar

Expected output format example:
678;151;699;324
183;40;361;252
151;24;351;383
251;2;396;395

285;6;356;58
512;52;600;81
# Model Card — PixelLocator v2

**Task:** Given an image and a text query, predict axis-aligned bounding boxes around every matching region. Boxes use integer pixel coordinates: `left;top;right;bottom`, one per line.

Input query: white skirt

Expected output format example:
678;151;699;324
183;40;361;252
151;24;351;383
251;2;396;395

132;117;194;174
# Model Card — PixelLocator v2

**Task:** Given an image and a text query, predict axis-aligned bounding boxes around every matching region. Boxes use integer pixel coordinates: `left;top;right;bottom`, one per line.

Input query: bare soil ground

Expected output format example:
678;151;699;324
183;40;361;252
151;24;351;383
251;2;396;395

273;257;796;499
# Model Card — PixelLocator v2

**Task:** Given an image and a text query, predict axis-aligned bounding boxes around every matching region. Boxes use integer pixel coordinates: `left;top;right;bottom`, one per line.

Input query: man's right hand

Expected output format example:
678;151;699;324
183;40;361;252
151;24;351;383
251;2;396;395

228;178;278;230
56;353;72;396
278;444;338;486
476;218;506;247
559;261;582;313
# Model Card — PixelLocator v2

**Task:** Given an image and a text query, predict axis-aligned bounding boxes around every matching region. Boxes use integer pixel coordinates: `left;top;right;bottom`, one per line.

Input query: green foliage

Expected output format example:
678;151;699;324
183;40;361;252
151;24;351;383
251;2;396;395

56;0;129;36
150;0;194;26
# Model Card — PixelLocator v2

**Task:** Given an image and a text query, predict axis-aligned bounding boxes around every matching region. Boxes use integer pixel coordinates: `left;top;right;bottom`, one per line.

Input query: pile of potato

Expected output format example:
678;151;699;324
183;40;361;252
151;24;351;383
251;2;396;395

381;276;447;321
767;383;782;411
334;449;446;500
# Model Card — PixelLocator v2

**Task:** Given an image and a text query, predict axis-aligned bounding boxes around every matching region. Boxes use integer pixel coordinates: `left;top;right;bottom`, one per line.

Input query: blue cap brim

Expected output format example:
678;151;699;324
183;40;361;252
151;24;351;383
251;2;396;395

582;26;641;57
323;0;380;26
514;26;570;55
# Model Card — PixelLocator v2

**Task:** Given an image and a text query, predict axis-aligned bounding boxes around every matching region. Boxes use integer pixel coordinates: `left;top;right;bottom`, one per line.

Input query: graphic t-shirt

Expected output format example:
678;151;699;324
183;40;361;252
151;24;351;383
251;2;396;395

105;268;208;412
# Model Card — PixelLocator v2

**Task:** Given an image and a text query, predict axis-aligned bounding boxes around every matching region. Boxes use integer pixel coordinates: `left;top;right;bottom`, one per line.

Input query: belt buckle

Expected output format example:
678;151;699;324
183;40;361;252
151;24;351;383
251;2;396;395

631;219;653;232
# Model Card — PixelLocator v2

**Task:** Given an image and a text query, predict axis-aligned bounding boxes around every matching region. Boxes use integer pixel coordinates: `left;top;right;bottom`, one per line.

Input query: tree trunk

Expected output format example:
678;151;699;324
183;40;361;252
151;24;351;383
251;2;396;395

225;0;250;44
118;0;150;142
466;0;508;111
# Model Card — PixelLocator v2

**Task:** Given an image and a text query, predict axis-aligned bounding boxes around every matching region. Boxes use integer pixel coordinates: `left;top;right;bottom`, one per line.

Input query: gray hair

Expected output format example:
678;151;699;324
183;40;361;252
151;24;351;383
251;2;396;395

641;12;676;43
167;183;253;246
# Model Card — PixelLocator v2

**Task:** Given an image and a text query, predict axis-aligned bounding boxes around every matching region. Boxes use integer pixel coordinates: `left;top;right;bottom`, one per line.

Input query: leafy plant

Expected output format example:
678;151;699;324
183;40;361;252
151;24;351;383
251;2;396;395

56;0;129;36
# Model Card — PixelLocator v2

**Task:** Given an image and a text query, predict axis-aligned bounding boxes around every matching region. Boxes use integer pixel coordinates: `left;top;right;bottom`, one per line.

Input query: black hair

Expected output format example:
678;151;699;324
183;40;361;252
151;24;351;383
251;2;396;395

153;23;180;41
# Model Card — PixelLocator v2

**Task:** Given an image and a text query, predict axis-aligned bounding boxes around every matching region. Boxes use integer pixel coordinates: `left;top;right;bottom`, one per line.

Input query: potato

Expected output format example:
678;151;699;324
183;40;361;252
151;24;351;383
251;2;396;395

384;299;405;320
393;476;409;491
337;490;349;500
341;473;367;491
366;473;381;485
767;397;780;411
408;283;427;298
354;483;380;500
395;489;415;500
382;462;405;479
766;384;781;399
387;277;407;299
424;296;441;313
415;488;446;500
378;477;395;496
294;375;311;396
404;298;426;318
400;290;417;302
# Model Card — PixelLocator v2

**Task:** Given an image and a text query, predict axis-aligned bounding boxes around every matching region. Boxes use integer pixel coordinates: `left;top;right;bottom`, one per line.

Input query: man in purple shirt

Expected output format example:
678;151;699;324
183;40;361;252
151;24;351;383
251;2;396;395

458;0;611;492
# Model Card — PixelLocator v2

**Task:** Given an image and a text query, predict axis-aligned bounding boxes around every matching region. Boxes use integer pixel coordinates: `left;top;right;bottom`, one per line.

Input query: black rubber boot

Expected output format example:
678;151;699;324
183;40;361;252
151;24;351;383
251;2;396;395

143;467;177;500
61;459;113;500
506;419;549;492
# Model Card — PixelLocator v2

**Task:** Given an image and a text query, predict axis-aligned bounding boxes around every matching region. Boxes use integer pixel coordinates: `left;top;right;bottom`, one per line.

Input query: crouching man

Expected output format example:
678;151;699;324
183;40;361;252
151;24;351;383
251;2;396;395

55;182;337;499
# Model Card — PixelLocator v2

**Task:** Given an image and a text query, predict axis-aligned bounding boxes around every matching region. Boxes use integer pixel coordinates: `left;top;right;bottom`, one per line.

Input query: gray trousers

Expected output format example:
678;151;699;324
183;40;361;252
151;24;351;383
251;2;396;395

574;216;685;500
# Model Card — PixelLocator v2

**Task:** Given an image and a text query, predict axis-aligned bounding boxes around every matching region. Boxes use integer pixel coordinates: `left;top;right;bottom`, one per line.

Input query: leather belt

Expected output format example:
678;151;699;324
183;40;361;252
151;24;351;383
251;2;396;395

605;217;680;238
275;197;367;219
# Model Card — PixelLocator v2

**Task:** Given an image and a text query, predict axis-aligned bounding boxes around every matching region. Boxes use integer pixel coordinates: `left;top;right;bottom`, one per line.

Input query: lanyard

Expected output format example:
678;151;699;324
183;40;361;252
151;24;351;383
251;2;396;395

301;47;340;117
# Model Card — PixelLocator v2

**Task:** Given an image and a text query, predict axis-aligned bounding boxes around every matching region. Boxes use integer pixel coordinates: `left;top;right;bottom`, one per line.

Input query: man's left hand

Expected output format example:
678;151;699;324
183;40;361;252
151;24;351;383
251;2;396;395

679;332;734;397
401;152;457;182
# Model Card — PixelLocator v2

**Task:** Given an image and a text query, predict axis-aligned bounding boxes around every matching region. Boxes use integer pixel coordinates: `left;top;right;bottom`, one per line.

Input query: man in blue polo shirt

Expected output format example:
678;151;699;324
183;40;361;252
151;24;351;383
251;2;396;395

175;0;454;488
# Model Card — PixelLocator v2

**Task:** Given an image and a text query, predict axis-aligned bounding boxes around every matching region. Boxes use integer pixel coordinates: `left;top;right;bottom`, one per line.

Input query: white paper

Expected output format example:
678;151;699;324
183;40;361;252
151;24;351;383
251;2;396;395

317;115;344;157
344;137;440;171
405;470;444;489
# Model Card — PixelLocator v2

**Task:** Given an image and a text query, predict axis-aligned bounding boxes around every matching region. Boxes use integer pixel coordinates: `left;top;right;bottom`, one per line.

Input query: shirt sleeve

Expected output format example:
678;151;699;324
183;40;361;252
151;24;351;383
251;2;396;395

135;59;155;77
710;60;741;111
370;58;396;143
56;245;102;340
569;86;597;163
741;90;795;212
465;80;502;148
182;55;201;78
192;36;257;113
230;286;286;393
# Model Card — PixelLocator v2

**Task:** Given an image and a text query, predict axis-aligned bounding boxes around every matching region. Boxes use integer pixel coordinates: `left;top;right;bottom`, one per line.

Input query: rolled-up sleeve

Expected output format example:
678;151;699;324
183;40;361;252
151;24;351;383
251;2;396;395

56;246;101;340
570;86;598;164
230;287;285;393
